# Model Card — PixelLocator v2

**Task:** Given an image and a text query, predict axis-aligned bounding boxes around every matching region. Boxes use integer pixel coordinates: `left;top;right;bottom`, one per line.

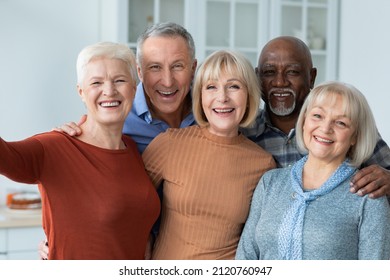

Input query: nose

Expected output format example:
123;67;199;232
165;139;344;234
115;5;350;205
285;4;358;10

217;88;229;103
103;82;117;96
160;68;174;88
320;120;333;133
272;72;288;87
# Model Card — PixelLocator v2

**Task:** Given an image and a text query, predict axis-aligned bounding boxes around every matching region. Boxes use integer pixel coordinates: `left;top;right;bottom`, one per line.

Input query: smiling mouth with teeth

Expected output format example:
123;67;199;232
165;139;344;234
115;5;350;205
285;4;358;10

272;93;292;98
158;90;177;96
315;136;333;143
214;108;234;113
100;101;121;107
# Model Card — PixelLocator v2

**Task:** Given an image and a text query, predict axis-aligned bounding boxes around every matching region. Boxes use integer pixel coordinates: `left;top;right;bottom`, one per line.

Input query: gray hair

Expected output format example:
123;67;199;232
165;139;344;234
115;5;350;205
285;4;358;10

295;81;378;167
76;41;137;84
136;22;196;66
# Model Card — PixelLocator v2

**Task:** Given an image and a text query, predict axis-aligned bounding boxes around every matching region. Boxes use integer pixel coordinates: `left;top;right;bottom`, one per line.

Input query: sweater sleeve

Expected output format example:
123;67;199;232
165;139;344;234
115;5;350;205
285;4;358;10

142;131;170;188
235;174;267;260
0;136;44;184
358;195;390;259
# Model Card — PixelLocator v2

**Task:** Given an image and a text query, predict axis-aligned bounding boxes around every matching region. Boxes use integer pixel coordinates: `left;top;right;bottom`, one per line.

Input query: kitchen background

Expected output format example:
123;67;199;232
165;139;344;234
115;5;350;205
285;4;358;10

0;0;389;258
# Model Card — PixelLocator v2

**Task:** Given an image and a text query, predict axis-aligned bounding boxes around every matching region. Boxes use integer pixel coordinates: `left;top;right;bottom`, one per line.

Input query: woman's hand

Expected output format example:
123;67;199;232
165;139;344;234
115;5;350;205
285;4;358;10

52;114;87;136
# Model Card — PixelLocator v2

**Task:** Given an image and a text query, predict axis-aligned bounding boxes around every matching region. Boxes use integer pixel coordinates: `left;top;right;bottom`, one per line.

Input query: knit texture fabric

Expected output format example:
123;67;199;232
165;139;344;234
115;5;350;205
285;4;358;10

278;156;356;259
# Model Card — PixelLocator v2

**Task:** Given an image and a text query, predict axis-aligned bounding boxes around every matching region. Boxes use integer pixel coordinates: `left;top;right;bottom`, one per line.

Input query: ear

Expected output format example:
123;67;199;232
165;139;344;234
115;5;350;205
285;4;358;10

77;85;86;102
350;135;357;147
191;59;198;79
309;67;317;89
137;65;143;82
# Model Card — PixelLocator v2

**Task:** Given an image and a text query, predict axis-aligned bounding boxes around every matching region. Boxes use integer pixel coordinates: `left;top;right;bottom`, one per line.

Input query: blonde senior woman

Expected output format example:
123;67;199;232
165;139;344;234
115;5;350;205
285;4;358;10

0;42;160;259
236;81;390;260
142;50;276;259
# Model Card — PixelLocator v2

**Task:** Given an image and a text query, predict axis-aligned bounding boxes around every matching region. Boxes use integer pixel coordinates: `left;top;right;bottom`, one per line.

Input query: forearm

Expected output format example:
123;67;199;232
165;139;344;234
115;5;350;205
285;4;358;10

0;137;43;183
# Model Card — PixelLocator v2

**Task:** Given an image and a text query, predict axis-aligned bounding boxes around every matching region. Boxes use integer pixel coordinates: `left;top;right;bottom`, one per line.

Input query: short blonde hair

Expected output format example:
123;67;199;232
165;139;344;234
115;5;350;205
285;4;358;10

76;42;137;84
192;50;261;128
296;81;378;167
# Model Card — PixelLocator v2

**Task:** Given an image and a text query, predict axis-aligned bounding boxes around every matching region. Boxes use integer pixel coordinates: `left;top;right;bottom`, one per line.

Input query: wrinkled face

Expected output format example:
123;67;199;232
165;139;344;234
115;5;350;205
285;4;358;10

78;58;136;126
257;39;315;117
303;95;356;165
201;71;248;137
137;36;196;117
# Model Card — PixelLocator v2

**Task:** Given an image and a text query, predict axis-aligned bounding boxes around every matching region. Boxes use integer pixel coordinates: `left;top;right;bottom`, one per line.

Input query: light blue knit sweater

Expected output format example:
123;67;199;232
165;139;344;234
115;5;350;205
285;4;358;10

236;167;390;260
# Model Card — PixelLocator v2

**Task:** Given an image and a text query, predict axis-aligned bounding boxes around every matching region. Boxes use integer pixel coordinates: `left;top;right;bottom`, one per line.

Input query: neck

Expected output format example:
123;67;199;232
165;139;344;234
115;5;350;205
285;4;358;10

77;120;125;150
148;95;192;128
268;110;299;135
302;157;342;190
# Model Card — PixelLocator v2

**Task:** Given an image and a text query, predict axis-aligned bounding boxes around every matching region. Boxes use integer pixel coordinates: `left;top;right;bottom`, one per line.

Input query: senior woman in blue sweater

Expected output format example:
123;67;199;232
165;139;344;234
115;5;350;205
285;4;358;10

236;81;390;260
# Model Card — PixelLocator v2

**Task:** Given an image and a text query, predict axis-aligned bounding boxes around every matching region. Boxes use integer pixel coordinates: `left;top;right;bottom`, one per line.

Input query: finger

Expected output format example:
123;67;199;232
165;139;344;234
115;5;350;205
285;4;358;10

350;173;374;193
367;187;388;199
353;178;383;196
60;122;81;136
350;165;376;185
38;240;49;260
77;114;87;126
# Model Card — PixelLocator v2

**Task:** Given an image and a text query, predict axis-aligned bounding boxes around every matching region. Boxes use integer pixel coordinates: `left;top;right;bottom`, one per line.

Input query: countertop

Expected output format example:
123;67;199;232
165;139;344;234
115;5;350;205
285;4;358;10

0;207;42;228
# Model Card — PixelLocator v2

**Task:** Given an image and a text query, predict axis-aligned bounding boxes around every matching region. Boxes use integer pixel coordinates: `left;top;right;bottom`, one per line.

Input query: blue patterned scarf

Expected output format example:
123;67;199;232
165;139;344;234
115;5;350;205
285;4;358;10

277;155;356;260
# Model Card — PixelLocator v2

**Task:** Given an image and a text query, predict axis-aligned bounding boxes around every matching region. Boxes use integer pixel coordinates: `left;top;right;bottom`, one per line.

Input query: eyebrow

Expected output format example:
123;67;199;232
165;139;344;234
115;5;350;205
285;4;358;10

311;106;349;118
262;63;301;68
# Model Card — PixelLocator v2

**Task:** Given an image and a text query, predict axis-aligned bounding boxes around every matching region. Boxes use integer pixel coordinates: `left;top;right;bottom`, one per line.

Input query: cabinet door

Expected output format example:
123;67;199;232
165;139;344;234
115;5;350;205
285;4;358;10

7;227;45;253
270;0;339;83
0;229;6;253
203;0;267;66
7;251;40;260
127;0;185;49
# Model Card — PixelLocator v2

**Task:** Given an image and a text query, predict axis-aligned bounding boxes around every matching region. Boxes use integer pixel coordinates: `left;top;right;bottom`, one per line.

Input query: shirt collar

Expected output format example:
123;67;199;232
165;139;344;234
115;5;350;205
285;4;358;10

133;83;150;118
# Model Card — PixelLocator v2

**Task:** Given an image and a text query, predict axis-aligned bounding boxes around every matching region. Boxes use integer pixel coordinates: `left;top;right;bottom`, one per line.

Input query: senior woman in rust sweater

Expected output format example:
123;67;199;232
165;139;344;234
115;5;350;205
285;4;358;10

0;42;160;259
142;50;276;259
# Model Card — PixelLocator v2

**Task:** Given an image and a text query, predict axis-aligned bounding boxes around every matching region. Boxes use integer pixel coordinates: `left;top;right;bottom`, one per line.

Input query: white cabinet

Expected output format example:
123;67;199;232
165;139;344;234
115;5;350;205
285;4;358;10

0;208;44;260
0;227;45;260
269;0;339;83
110;0;339;83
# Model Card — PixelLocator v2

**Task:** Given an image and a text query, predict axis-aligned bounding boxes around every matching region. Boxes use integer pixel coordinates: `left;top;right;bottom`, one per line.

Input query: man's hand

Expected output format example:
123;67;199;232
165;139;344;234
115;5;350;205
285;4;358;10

38;239;49;260
144;234;155;260
350;164;390;198
52;114;87;136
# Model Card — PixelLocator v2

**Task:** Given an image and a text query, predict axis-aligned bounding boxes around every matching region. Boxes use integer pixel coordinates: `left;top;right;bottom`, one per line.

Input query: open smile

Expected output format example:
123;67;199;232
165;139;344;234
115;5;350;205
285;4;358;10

99;101;121;108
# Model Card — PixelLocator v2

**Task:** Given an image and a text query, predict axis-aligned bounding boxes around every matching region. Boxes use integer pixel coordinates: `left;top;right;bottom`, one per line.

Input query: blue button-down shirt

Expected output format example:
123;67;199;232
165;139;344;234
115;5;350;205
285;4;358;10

123;83;195;154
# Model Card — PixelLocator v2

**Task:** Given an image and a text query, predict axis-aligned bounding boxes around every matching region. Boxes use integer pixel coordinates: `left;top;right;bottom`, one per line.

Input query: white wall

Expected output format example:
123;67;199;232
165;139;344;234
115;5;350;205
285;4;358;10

338;0;390;144
0;0;103;205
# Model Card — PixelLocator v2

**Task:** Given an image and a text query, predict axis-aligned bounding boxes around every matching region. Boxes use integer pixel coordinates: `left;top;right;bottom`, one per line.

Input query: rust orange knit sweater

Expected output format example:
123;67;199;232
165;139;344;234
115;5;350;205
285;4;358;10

143;125;276;259
0;132;160;259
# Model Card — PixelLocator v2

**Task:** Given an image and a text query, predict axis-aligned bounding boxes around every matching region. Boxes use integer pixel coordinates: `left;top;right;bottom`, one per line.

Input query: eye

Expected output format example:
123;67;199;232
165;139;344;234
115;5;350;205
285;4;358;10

115;79;126;83
172;63;184;71
90;81;101;86
335;120;347;127
312;113;321;119
286;69;300;76
205;84;216;90
228;84;241;90
261;69;275;76
149;65;161;71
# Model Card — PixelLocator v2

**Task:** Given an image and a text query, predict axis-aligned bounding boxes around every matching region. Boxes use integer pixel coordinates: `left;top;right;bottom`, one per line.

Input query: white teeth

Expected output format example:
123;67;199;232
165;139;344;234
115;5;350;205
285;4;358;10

100;101;120;107
214;108;234;113
315;136;333;143
274;93;291;97
159;90;175;96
